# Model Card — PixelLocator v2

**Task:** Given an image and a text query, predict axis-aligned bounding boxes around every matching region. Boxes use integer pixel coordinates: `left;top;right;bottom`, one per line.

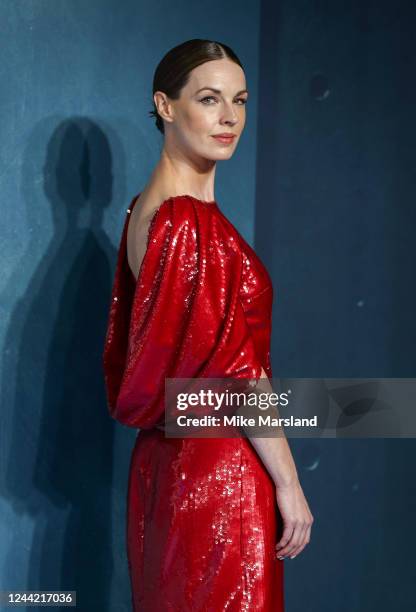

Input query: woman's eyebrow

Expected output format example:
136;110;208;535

194;87;248;96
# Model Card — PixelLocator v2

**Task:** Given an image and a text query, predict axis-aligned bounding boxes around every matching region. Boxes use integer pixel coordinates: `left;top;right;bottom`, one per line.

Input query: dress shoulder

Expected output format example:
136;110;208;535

135;194;223;285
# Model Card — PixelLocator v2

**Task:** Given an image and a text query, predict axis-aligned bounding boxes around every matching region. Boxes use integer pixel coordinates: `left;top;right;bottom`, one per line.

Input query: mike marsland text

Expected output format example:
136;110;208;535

175;414;318;427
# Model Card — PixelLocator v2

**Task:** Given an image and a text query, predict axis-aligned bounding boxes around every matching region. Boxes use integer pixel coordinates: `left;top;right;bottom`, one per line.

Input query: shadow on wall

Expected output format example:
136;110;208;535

0;118;127;610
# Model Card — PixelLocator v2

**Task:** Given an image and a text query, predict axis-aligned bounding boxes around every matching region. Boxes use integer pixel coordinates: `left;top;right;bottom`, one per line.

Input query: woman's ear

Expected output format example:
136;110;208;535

153;91;174;126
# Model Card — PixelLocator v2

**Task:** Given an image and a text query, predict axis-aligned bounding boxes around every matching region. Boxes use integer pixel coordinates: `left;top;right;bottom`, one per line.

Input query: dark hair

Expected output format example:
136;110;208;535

149;39;244;135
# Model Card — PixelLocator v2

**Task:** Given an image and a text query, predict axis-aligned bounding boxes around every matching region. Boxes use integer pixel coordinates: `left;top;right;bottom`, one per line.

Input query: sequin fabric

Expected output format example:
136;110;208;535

102;194;284;611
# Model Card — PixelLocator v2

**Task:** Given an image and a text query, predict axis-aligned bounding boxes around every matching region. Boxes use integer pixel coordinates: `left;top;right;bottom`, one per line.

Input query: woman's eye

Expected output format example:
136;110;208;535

200;96;217;104
199;97;248;105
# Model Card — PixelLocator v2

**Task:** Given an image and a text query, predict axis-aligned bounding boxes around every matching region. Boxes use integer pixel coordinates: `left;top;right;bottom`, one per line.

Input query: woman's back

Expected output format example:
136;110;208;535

126;190;164;280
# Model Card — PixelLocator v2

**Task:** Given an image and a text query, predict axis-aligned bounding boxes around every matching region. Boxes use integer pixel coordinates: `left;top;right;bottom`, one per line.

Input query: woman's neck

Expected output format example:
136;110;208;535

146;145;217;203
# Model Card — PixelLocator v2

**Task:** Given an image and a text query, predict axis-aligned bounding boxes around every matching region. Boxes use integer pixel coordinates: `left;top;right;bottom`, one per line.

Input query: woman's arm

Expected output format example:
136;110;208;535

245;367;297;486
245;367;314;560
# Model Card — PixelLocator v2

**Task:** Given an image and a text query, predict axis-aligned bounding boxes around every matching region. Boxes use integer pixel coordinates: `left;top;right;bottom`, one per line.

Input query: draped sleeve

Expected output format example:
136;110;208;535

102;195;265;430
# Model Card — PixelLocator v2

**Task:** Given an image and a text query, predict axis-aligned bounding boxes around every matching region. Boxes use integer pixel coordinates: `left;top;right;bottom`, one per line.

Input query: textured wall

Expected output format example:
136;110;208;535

1;0;415;611
0;2;260;611
255;1;416;611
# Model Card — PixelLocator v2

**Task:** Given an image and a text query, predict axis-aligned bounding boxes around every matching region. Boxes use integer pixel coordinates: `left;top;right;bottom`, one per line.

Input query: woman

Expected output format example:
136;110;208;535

103;39;313;611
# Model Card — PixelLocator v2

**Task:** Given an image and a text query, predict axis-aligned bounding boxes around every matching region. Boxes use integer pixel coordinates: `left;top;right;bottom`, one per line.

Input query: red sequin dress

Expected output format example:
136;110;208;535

103;193;284;611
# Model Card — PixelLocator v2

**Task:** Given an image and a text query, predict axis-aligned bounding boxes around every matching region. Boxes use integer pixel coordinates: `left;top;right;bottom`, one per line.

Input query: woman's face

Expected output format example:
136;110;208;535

155;58;248;161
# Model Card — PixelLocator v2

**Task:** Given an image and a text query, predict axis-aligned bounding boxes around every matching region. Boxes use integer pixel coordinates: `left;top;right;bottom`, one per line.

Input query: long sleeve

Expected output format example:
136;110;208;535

102;195;265;430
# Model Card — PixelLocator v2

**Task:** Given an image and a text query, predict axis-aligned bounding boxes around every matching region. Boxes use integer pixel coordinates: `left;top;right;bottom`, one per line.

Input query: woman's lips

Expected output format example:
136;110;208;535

211;135;236;145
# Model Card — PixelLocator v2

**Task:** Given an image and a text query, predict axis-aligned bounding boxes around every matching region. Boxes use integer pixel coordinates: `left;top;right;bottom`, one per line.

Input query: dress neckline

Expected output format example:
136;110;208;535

131;192;217;215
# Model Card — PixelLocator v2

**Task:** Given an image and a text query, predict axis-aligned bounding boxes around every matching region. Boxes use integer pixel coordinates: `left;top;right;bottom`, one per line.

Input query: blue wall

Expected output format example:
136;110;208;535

0;2;260;611
255;1;416;611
